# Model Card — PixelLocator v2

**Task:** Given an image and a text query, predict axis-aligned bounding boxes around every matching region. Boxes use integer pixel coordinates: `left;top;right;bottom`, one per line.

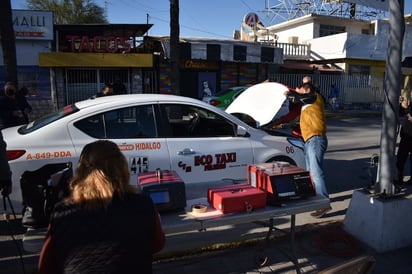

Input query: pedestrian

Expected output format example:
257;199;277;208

95;84;114;97
16;86;32;124
112;77;127;95
37;140;166;274
302;76;312;84
395;90;412;184
0;130;12;196
285;82;331;217
328;84;340;111
0;82;26;129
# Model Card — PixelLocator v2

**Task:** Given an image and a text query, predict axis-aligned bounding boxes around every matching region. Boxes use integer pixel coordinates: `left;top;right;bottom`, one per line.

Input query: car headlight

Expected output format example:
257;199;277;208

287;137;304;151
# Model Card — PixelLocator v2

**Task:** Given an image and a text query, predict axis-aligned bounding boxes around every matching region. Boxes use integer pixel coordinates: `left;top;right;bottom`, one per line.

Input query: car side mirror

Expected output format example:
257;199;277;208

236;125;249;137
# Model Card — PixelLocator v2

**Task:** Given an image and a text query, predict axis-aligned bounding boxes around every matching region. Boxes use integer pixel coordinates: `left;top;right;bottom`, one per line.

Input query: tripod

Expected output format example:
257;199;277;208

2;191;17;220
2;190;27;274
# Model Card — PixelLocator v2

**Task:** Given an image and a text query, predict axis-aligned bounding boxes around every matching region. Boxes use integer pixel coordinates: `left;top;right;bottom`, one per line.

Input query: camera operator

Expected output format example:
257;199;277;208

0;130;12;196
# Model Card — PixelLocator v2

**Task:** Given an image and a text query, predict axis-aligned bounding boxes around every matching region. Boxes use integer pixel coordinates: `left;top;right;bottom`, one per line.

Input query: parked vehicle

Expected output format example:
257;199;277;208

3;93;304;210
203;86;249;109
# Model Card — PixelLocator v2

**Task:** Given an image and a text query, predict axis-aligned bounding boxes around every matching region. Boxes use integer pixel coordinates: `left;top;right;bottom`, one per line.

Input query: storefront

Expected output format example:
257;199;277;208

38;24;155;108
146;36;283;100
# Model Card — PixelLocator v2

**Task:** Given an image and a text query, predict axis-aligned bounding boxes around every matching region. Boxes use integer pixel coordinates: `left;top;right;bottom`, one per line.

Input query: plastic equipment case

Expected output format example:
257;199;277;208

137;169;186;212
248;162;316;205
207;183;266;214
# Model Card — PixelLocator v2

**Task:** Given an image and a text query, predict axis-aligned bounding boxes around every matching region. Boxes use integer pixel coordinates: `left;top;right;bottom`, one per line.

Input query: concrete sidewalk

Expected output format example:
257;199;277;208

152;187;412;274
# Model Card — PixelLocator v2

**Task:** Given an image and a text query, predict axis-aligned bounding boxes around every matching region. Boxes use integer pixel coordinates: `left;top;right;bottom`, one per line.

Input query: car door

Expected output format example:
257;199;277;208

159;103;254;185
69;104;171;186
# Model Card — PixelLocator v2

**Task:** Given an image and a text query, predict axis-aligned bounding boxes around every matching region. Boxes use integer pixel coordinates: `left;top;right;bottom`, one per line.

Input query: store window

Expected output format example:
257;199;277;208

179;43;192;60
234;45;247;62
319;24;346;37
261;47;274;63
207;44;221;61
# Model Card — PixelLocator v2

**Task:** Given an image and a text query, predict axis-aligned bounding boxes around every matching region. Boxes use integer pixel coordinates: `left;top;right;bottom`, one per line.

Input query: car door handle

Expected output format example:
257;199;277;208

178;148;195;155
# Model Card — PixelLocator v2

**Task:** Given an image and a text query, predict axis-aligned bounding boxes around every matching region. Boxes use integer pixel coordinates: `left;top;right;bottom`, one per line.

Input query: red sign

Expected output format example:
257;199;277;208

15;31;45;37
66;35;132;53
244;13;260;28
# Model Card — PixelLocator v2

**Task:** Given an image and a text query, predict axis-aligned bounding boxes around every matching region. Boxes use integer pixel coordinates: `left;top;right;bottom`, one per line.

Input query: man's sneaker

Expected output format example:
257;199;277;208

310;206;332;218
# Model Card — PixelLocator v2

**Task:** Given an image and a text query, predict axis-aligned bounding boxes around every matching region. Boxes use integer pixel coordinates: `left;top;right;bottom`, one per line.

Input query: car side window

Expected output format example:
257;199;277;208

161;104;236;138
74;114;105;138
105;105;156;138
74;105;156;139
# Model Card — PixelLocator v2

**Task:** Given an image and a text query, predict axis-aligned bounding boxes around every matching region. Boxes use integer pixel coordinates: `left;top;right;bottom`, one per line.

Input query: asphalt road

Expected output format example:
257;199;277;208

0;115;385;274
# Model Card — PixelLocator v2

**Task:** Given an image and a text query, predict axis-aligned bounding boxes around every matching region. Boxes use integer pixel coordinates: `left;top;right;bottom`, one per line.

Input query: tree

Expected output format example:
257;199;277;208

27;0;108;24
0;0;18;85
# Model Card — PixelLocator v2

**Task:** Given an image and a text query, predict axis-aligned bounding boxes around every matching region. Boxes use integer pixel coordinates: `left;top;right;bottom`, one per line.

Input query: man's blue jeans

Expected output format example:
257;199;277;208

305;135;329;198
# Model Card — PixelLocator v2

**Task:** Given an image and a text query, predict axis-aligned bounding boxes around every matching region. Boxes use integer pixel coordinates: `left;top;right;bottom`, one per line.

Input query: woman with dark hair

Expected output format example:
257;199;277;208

38;140;165;274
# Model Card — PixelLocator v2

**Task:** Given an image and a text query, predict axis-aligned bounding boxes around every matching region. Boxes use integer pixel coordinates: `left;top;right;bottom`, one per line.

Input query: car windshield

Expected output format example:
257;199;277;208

18;105;80;134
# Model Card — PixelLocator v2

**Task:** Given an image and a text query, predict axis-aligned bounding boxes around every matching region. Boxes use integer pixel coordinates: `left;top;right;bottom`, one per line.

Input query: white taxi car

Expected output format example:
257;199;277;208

3;89;304;209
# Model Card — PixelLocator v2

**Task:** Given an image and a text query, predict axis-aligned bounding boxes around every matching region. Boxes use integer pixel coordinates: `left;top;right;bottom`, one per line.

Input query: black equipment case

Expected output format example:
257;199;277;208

137;169;186;212
248;162;316;205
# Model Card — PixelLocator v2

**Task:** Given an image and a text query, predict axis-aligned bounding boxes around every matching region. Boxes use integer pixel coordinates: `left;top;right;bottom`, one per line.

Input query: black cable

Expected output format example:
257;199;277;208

2;193;27;274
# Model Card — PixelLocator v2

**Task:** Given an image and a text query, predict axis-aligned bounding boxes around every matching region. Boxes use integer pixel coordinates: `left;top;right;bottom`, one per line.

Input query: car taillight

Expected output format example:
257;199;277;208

7;150;26;160
210;100;220;106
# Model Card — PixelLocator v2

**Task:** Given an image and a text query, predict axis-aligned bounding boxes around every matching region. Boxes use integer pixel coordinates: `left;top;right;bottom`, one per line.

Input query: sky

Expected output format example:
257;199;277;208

10;0;412;39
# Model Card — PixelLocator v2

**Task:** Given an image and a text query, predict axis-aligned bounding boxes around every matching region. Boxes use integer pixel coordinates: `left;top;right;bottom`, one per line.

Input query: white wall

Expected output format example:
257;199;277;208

276;23;314;44
309;32;387;60
273;15;412;62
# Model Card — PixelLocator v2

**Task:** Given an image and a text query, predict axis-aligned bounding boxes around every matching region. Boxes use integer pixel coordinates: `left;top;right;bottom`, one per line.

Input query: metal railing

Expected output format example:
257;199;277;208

271;73;384;106
276;42;311;60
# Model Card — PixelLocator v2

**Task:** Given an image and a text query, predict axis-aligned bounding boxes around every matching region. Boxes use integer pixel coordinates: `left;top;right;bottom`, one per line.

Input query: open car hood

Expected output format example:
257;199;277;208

226;82;289;127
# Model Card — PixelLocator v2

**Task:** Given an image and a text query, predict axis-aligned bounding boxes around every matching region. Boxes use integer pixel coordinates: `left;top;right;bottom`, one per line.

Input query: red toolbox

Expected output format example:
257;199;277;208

248;162;316;205
208;184;266;214
138;169;186;212
207;183;252;205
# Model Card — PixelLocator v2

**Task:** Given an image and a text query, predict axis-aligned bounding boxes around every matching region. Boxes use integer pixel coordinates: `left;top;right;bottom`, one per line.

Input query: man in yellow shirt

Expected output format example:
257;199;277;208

286;82;331;217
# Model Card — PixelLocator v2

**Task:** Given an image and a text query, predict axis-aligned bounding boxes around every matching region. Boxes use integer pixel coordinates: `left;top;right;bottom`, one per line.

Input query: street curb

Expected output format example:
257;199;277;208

325;111;382;119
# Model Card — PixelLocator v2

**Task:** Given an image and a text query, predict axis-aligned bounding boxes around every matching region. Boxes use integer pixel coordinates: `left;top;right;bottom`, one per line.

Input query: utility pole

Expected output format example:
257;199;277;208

377;0;405;195
0;0;18;85
170;0;180;94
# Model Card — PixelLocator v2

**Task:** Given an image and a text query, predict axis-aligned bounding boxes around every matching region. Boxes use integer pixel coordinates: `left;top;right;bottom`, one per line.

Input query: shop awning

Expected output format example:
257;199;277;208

38;52;153;67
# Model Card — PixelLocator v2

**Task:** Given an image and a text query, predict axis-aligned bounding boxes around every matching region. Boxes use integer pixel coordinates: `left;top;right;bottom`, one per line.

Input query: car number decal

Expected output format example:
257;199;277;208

130;156;149;174
26;151;72;160
285;146;295;154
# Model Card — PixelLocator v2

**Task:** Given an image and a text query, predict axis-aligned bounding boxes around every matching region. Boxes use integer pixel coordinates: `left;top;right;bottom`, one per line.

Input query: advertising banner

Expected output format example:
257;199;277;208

12;10;53;40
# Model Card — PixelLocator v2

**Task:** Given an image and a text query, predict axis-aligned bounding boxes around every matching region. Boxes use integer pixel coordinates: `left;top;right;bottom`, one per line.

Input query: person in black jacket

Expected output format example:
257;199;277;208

112;77;127;95
16;86;32;124
0;82;25;129
395;90;412;184
38;140;166;274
